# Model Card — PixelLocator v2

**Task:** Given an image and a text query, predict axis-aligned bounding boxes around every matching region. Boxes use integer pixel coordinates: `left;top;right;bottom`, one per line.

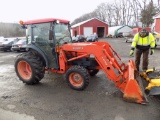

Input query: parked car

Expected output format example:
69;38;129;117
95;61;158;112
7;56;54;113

124;37;133;43
86;34;98;42
72;35;86;43
115;32;123;38
107;34;112;38
0;38;19;51
11;39;27;52
72;36;77;43
0;38;6;44
0;36;4;41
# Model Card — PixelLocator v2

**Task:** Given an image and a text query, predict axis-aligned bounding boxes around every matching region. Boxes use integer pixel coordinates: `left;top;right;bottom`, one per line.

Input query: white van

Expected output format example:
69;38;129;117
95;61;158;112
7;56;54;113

0;36;4;41
0;36;5;45
155;33;160;47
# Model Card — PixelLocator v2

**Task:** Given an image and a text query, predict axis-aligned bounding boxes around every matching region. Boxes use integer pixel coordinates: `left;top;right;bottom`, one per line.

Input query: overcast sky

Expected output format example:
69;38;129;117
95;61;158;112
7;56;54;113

1;0;159;23
0;0;107;23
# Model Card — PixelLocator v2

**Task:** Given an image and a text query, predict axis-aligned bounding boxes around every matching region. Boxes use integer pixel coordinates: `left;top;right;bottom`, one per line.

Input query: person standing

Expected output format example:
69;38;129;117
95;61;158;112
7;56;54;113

130;28;155;71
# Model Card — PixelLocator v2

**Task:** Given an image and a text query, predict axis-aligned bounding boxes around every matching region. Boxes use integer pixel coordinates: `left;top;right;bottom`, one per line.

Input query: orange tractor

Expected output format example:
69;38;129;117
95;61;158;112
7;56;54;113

15;18;147;104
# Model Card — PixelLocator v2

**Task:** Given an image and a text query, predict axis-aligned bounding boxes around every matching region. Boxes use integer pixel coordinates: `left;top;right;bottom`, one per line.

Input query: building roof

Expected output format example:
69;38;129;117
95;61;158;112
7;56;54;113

153;12;160;19
108;25;132;35
71;18;108;28
109;26;123;31
109;25;132;31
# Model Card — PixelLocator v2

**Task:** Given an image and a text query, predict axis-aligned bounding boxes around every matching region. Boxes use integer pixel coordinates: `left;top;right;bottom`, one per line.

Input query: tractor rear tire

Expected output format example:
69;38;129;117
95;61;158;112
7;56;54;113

14;51;45;85
89;69;99;76
65;65;90;91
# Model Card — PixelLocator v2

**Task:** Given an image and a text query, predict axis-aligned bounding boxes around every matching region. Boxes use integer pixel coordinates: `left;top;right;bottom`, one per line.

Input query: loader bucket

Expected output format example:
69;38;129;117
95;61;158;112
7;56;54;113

122;60;148;104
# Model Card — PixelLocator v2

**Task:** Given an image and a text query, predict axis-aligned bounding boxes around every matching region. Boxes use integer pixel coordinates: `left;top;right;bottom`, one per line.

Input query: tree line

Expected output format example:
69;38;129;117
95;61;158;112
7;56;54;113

0;22;25;38
0;0;159;38
71;0;160;27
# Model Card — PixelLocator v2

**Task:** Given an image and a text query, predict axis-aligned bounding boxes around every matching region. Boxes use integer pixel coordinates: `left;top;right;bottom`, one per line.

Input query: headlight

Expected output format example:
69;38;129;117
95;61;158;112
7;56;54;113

56;20;60;24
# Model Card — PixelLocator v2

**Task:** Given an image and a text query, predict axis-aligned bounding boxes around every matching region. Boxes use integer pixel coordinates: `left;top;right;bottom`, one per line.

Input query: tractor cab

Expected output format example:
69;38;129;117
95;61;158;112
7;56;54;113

20;18;72;69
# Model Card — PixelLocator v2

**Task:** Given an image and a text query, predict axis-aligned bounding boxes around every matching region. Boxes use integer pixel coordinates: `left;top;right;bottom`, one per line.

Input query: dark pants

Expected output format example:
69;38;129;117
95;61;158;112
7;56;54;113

135;49;149;71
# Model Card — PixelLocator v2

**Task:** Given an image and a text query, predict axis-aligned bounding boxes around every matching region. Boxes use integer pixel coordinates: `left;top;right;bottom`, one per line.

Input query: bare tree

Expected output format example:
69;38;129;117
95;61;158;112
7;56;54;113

71;0;160;27
129;0;141;27
112;0;121;26
105;3;114;26
0;23;25;37
118;0;133;25
95;3;108;22
125;0;134;25
71;10;98;25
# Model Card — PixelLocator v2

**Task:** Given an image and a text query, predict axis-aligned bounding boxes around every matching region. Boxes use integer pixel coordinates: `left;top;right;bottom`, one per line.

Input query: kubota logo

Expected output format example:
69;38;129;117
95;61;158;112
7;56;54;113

72;47;83;50
102;57;107;65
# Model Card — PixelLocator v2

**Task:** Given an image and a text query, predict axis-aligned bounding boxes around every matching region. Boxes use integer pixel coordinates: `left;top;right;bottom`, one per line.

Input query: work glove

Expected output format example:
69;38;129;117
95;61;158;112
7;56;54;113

130;48;134;56
130;50;134;56
150;49;154;55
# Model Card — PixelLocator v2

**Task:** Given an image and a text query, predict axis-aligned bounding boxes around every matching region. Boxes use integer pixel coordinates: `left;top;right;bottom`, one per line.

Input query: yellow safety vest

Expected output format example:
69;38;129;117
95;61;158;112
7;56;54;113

131;33;155;49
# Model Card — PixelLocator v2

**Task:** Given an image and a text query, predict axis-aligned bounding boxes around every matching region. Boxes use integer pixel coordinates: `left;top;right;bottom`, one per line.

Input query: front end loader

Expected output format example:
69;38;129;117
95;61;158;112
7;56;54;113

14;18;148;104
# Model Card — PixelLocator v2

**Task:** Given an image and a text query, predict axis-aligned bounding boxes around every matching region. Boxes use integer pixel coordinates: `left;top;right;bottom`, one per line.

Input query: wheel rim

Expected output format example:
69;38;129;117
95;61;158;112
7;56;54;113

89;70;93;72
69;72;83;87
17;60;32;80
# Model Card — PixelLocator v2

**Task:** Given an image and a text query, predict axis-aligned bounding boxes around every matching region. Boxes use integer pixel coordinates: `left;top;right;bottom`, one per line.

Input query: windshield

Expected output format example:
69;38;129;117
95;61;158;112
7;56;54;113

26;23;71;46
54;23;71;45
26;23;51;44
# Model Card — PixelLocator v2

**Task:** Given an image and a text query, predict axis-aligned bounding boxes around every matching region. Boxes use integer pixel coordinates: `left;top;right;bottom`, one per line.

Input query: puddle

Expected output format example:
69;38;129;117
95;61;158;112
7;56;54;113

0;80;19;91
0;108;36;120
7;104;16;109
114;115;125;120
0;61;4;63
0;85;19;90
0;54;17;59
0;64;14;73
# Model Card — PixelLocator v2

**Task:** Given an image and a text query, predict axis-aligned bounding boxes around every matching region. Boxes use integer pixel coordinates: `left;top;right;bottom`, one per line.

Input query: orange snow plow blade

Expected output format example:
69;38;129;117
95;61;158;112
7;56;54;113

121;60;148;104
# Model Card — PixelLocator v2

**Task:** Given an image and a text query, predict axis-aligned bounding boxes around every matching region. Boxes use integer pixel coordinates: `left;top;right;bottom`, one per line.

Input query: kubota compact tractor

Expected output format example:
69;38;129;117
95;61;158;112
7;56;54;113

15;18;148;104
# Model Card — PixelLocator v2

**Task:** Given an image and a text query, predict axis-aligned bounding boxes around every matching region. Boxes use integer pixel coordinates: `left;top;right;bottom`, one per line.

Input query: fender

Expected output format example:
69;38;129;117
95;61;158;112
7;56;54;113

26;45;49;68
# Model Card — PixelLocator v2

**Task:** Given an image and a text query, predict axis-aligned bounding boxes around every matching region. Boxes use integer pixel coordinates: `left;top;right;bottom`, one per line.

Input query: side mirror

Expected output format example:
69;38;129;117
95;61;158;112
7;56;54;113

49;30;53;40
69;24;71;29
21;25;27;29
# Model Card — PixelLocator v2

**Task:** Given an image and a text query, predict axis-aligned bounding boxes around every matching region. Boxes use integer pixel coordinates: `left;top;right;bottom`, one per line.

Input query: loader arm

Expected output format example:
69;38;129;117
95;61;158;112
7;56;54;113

60;42;147;104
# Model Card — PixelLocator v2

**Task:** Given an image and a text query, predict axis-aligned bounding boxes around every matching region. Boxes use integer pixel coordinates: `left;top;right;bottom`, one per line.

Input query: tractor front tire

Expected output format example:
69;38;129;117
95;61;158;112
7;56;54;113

65;65;90;91
14;51;45;85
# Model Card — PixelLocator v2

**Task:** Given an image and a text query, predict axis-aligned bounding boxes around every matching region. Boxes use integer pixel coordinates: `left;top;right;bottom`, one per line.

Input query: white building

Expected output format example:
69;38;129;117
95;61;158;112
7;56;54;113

108;25;132;37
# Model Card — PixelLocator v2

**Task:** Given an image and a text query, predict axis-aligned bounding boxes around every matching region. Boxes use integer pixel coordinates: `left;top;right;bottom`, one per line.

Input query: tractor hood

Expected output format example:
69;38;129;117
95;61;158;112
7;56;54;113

61;42;100;52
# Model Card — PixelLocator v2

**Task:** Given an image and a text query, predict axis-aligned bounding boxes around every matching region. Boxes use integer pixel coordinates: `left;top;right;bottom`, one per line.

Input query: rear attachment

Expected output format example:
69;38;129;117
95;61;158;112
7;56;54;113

140;68;160;96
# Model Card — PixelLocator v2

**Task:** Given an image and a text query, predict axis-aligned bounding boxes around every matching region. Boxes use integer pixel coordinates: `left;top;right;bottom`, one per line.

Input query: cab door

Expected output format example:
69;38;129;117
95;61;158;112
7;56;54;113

27;23;59;69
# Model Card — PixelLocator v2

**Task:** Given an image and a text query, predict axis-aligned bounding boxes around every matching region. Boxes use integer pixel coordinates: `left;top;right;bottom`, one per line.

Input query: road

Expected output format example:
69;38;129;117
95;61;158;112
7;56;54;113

0;38;160;120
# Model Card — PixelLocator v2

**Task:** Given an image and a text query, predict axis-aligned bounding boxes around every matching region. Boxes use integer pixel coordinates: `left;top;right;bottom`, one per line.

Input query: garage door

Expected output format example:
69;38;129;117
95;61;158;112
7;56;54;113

83;27;93;37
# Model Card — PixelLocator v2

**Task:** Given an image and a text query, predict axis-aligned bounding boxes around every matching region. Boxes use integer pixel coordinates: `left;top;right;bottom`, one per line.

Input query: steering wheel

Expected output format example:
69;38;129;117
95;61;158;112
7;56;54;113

57;36;70;45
